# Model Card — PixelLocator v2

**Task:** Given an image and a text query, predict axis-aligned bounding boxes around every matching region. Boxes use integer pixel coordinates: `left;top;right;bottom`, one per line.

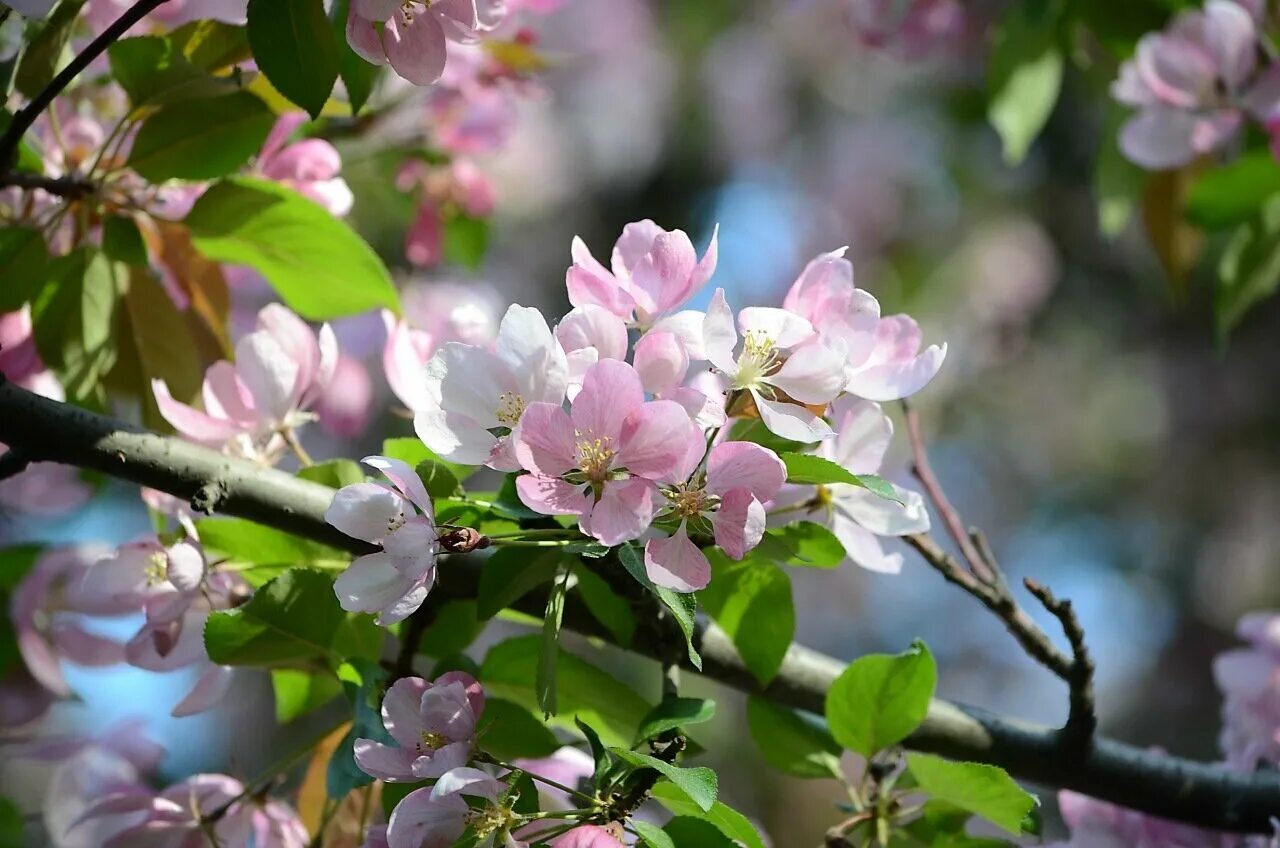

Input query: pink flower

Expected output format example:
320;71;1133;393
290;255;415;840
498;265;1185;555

401;159;496;268
257;114;354;217
316;354;375;438
783;250;946;404
1214;612;1280;770
384;767;512;848
80;538;206;624
345;0;498;87
514;359;703;546
123;610;235;717
1112;0;1280;169
326;456;439;624
769;399;929;574
415;304;568;469
354;671;485;781
632;331;728;429
554;826;626;848
645;441;786;592
12;547;127;700
1046;789;1267;847
554;304;629;400
514;746;594;810
846;0;966;59
153;304;337;462
42;741;156;848
567;220;719;329
703;288;846;443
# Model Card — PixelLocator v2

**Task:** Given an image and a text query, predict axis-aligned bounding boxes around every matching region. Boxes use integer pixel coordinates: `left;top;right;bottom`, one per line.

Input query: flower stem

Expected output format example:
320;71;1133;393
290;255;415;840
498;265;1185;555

484;529;580;540
480;755;599;806
487;539;573;548
281;427;313;467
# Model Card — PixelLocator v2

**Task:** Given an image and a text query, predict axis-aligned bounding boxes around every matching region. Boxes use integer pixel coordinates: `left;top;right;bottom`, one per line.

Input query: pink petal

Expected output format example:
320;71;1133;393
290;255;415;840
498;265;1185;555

383;314;436;412
202;361;256;424
768;341;846;404
617;399;701;483
845;343;947;402
326;483;406;545
386;788;468;848
554;825;627;848
827;397;892;474
580;478;659;546
152;379;244;444
610;219;664;277
829;512;903;574
382;677;430;747
705;441;786;501
513;403;579;477
515;475;589;516
434;670;484;718
702;289;738;374
1119;106;1214;169
752;390;834;443
428;766;504;800
570;359;644;445
556;305;629;361
256;305;321;405
334;552;428;622
345;9;386;65
385;11;448;86
710;488;766;560
633;331;689;397
354;739;420;782
644;522;710;592
1204;0;1257;89
566;259;635;320
236;330;299;424
172;664;233;717
364;455;434;517
405;202;443;267
414;407;497;467
686;224;719;297
629;230;697;319
258;114;307;165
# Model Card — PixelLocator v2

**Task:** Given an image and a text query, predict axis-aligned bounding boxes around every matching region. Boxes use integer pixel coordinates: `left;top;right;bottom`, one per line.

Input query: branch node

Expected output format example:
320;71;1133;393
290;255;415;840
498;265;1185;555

1024;577;1097;748
191;480;227;514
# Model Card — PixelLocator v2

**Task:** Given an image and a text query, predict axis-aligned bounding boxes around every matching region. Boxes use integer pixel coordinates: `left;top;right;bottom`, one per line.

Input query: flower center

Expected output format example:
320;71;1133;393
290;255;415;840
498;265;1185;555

386;509;407;534
466;804;515;839
495;391;526;427
734;330;781;389
665;483;714;519
575;429;617;482
145;551;169;587
417;730;449;753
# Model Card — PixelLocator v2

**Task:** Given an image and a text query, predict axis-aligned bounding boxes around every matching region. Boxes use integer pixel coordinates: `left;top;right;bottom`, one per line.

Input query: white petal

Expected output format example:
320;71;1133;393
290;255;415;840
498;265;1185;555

752;390;834;443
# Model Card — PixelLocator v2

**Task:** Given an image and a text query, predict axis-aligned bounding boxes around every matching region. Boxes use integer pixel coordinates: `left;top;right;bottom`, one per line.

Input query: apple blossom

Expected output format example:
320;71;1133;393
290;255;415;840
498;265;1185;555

769;398;928;573
346;0;499;87
554;304;629;400
384;766;516;848
415;304;568;469
354;671;485;782
316;354;376;438
43;742;157;848
554;826;627;848
515;746;594;810
256;114;354;217
704;288;846;443
153;304;337;462
1046;788;1278;847
79;537;206;624
1214;612;1280;770
567;220;719;329
846;0;966;59
782;249;946;403
123;609;235;717
326;455;439;624
514;359;704;546
645;440;787;592
1112;0;1280;169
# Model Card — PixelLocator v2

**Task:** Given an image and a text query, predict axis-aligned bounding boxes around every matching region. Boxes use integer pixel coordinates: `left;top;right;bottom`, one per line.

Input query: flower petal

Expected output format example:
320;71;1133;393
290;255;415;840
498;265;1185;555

383;677;430;748
702;289;738;374
633;331;689;397
514;403;578;477
515;475;589;516
326;483;405;545
384;11;448;86
752;390;834;443
354;739;420;782
710;488;766;560
570;359;645;444
644;522;710;592
364;455;434;517
705;441;786;501
618;399;702;483
580;478;658;546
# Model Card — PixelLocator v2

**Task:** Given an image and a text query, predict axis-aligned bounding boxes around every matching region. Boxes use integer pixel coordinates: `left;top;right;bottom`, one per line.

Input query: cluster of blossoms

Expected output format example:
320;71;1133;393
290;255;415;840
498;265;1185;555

326;220;943;620
844;0;967;59
349;671;624;848
1112;0;1280;169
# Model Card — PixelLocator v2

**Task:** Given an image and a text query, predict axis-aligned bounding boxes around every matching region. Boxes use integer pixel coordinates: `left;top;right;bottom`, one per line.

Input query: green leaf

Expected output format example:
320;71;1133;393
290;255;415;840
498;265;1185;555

1186;152;1280;231
443;214;491;270
663;817;737;847
699;550;793;685
102;217;149;266
633;820;676;848
1217;195;1280;337
31;249;124;404
573;565;636;647
247;0;338;118
538;567;570;716
272;668;342;723
825;640;937;757
378;437;474;485
107;35;240;108
0;546;43;592
987;1;1063;165
195;517;347;566
494;474;542;520
15;0;86;98
415;460;460;500
0;796;22;848
759;522;845;568
329;0;378;113
611;749;718;812
121;268;206;430
185;176;400;320
635;697;715;744
726;417;804;455
779;453;903;504
746;696;842;779
1095;101;1147;240
170;19;254;70
617;543;701;670
905;754;1038;835
419;600;483;658
204;568;347;667
650;783;767;848
477;548;562;620
298;459;365;489
0;227;49;311
481;635;652;747
328;658;389;798
129;91;275;181
477;697;561;761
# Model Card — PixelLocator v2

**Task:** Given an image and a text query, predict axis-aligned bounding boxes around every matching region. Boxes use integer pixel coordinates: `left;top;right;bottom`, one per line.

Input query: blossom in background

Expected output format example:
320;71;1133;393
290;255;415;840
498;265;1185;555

515;746;594;810
1047;788;1277;847
514;359;703;546
645;441;787;592
346;0;499;87
326;456;439;624
1215;612;1280;770
41;736;161;848
554;826;626;847
1111;0;1280;169
783;249;946;403
316;353;376;438
845;0;966;59
401;158;496;268
153;303;337;463
257;114;354;217
567;219;719;330
383;767;513;848
769;398;928;573
354;671;485;781
704;288;846;443
415;304;568;469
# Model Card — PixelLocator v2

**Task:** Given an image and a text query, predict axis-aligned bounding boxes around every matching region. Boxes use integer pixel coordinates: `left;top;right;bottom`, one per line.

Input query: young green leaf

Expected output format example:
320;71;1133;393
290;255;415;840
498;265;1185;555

635;697;716;744
128;91;275;181
699;550;793;685
632;820;676;848
204;568;348;667
538;566;570;716
986;1;1063;165
759;522;845;568
107;36;240;107
649;783;768;848
663;817;738;847
328;658;390;798
31;250;124;404
297;459;366;489
746;696;842;780
247;0;339;119
905;753;1038;835
0;227;48;311
779;453;903;504
573;565;636;647
1186;152;1280;231
617;543;701;670
826;640;936;757
272;668;342;724
477;698;561;761
185;177;400;320
1217;195;1280;338
476;548;562;620
611;749;718;812
195;517;347;566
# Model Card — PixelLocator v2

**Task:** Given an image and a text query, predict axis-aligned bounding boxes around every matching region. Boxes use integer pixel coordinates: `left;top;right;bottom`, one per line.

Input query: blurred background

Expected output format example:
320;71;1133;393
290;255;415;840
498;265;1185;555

5;0;1279;844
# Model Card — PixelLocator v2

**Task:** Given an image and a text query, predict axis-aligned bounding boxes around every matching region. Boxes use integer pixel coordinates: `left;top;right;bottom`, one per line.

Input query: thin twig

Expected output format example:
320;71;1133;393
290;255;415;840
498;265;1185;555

0;171;96;198
901;400;995;584
1024;578;1098;747
0;0;173;170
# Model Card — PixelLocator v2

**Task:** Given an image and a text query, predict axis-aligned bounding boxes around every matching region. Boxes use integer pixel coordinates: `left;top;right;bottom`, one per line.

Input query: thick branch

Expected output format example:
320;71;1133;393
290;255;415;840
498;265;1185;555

0;171;97;198
0;0;172;170
0;380;1277;833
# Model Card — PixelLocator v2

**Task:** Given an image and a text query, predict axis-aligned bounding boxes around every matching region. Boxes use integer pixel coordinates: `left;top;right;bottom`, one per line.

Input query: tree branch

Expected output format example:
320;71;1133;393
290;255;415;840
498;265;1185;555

0;379;1276;833
0;0;173;171
1024;578;1098;748
0;171;97;198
